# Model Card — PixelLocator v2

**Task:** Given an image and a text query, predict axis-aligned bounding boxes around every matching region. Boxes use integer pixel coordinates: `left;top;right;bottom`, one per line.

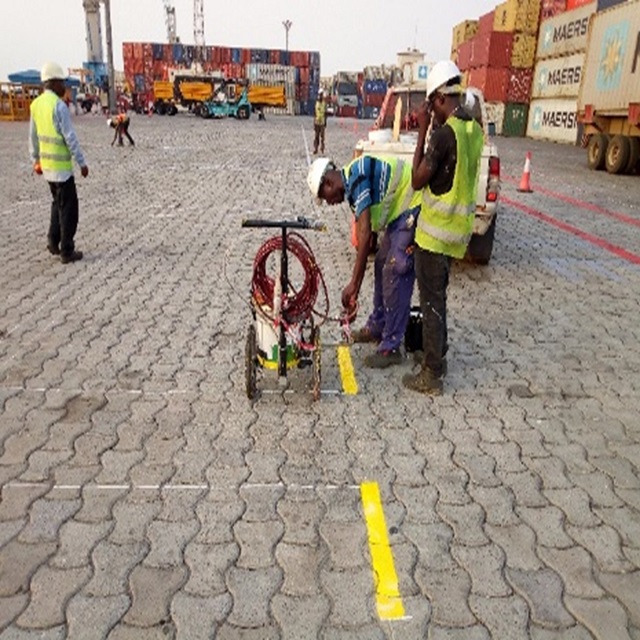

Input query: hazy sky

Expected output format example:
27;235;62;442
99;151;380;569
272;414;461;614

0;0;499;79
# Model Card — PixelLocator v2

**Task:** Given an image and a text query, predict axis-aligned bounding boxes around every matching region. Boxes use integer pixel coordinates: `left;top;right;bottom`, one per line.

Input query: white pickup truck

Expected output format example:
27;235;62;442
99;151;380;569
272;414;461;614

354;85;501;264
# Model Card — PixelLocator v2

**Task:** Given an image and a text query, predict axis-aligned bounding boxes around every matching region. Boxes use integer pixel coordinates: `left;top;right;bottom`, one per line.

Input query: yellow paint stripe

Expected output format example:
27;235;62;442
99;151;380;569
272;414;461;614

337;345;358;395
360;481;405;620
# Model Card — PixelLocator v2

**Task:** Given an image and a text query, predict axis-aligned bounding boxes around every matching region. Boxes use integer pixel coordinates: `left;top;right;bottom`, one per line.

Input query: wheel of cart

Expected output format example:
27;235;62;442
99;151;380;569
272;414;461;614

241;216;328;400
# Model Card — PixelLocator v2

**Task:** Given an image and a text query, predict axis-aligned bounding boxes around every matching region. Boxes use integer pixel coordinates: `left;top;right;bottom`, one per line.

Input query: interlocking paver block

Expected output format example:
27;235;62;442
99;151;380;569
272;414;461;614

415;566;476;627
538;546;605;599
66;594;130;639
84;541;148;597
436;502;489;547
598;571;640;627
468;484;519;526
320;567;376;628
277;494;324;545
320;520;367;569
144;519;199;568
276;542;325;596
543;488;601;527
567;524;634;573
50;520;112;569
0;593;29;632
171;593;231;640
124;565;187;627
517;506;574;548
468;594;530;640
394;484;439;524
18;497;80;543
272;593;330;639
0;485;49;522
226;566;282;629
452;543;511;597
485;522;543;571
17;566;90;629
233;520;283;569
565;596;632;640
183;542;238;596
0;539;56;597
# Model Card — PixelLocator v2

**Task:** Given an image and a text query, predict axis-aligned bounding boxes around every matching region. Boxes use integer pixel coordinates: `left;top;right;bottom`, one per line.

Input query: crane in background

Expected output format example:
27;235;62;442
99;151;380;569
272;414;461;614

163;0;179;43
193;0;206;68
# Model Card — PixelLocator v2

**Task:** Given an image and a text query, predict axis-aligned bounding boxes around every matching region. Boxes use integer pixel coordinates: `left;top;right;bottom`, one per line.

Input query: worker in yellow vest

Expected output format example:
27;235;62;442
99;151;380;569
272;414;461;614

107;113;135;147
313;90;327;155
404;60;484;395
29;62;89;264
308;155;421;368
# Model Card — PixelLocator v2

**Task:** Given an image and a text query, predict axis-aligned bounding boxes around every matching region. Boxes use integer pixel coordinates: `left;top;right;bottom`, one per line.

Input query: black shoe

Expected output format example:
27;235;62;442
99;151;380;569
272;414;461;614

47;244;60;255
412;352;447;376
60;250;83;264
403;368;443;395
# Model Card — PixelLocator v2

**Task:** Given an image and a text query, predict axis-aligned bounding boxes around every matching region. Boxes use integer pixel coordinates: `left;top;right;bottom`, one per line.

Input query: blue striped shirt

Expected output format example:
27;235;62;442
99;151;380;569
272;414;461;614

342;156;391;219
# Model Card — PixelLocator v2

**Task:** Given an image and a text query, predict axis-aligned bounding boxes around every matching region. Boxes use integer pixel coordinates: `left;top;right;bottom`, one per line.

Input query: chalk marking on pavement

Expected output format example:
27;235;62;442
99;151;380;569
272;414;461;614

503;196;640;266
360;481;408;621
4;481;360;491
337;345;359;395
503;175;640;228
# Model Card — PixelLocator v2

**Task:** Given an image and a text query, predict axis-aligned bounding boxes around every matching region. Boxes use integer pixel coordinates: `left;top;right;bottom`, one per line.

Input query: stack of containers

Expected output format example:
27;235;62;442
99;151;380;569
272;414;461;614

466;9;514;133
541;0;567;18
245;64;297;115
527;2;596;143
122;42;320;116
494;0;542;137
360;66;388;120
451;20;479;65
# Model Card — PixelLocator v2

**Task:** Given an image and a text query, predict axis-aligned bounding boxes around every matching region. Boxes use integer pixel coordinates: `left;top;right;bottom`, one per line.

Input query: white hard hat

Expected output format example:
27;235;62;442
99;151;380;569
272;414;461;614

426;60;462;99
41;62;68;82
307;158;333;202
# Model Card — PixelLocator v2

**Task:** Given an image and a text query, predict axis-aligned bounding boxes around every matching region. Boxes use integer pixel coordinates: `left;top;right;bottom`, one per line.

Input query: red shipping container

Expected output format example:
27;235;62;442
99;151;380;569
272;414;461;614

242;48;252;65
468;66;509;102
470;31;513;68
143;43;153;62
123;43;134;61
133;42;143;59
507;67;533;103
163;44;173;64
457;40;473;71
132;58;144;75
541;0;567;18
566;0;591;7
478;10;496;34
364;93;385;108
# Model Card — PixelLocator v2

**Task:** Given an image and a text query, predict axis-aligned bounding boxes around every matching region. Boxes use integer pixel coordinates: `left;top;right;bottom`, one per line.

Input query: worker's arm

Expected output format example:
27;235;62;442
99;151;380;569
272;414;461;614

54;100;87;169
341;209;372;311
111;127;118;145
28;117;39;165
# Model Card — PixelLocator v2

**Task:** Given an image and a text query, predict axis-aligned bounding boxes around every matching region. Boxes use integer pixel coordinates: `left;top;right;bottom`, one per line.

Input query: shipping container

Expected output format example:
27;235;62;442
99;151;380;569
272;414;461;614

511;33;538;68
485;102;506;134
567;0;596;6
457;40;473;70
508;67;534;102
471;31;515;68
536;3;596;59
541;0;568;18
527;97;579;142
597;0;628;8
503;102;530;136
468;66;510;102
494;0;542;34
452;19;479;50
478;10;496;34
532;52;584;98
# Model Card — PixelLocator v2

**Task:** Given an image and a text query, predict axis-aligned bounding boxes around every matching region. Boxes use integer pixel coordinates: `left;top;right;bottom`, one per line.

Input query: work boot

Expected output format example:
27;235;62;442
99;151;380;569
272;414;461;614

60;250;83;264
364;349;402;369
351;327;380;344
402;368;443;395
47;244;60;255
412;352;448;376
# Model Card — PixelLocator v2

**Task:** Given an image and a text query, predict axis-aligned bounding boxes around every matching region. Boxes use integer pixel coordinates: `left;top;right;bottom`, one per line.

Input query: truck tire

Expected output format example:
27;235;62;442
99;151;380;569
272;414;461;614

466;214;496;265
606;135;630;174
167;104;178;116
587;133;608;170
238;105;250;120
155;102;167;116
625;137;639;175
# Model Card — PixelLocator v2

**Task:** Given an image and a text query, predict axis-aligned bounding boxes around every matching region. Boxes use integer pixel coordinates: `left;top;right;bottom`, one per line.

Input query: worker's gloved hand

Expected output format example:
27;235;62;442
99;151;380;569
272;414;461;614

33;162;42;175
81;166;89;178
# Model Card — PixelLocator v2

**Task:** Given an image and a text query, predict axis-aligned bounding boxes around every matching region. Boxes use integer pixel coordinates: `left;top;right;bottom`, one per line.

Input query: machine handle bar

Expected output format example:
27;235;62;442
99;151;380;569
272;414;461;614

242;216;326;231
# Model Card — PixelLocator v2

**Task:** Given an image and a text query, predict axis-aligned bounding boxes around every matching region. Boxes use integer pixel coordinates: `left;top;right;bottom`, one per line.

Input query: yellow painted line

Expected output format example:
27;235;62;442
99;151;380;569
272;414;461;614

337;345;358;395
360;481;405;620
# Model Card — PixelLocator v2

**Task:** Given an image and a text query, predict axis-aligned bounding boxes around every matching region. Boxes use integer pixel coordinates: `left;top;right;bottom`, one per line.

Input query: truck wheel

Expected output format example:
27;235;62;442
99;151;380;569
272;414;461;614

168;104;178;116
625;137;639;175
587;133;608;170
155;102;167;116
238;105;250;120
605;135;631;174
465;214;496;265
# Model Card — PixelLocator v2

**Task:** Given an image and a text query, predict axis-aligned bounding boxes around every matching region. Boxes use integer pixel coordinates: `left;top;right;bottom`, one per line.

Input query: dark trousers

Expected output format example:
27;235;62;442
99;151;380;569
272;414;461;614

48;177;79;256
415;247;451;376
117;122;135;145
313;124;325;153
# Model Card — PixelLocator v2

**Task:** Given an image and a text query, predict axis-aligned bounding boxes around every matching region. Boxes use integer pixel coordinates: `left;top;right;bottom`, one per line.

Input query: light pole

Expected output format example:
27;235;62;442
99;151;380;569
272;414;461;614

282;20;292;52
103;0;116;114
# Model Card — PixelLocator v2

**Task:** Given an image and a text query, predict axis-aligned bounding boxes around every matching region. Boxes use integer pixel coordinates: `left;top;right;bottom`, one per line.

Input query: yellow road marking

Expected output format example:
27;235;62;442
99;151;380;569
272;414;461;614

337;345;358;395
360;481;405;620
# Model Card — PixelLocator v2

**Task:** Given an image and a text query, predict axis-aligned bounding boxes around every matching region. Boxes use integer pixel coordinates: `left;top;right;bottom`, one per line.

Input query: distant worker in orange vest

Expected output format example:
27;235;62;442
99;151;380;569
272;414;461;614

107;113;135;147
313;90;327;155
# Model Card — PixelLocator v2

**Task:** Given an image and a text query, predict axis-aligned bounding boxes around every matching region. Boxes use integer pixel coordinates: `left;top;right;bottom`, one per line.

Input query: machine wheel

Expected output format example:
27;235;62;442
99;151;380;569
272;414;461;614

311;327;321;401
606;135;631;174
167;104;178;116
155;102;167;116
465;214;496;265
625;137;640;174
587;133;608;170
199;105;210;119
245;324;258;400
238;105;250;120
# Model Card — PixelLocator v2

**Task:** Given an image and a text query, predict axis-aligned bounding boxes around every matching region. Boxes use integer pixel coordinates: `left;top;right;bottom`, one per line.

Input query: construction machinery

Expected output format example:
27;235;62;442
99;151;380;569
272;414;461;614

200;80;252;119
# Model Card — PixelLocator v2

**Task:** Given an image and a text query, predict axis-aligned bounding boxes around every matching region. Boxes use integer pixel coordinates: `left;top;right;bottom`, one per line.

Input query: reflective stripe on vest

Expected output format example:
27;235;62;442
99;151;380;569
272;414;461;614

30;91;72;174
415;117;484;259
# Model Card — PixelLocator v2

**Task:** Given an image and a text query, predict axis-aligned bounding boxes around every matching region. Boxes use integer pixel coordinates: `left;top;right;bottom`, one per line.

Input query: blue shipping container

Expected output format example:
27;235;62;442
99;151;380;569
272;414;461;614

232;48;241;64
152;44;164;60
173;44;184;63
134;74;146;92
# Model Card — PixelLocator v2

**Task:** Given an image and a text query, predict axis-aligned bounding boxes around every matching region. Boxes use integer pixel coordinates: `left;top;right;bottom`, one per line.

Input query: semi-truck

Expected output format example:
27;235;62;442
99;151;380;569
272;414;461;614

578;0;640;174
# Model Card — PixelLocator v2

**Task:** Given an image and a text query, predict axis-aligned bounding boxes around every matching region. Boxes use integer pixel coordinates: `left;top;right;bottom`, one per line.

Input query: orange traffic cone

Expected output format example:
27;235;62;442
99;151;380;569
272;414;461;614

517;152;533;193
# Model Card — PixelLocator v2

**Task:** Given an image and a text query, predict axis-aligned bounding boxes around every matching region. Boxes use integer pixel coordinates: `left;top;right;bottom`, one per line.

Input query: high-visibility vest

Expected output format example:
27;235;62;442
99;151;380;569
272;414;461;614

414;116;484;259
30;91;72;174
344;156;421;233
314;100;327;126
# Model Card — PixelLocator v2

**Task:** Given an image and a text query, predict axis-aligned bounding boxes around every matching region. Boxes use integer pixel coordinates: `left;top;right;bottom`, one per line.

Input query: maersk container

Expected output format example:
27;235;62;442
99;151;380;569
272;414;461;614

532;52;585;98
577;0;640;173
527;97;579;143
536;3;596;60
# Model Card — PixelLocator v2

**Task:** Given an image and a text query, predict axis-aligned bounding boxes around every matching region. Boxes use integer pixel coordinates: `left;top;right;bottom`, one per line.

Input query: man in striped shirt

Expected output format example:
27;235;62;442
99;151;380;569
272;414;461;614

308;155;421;368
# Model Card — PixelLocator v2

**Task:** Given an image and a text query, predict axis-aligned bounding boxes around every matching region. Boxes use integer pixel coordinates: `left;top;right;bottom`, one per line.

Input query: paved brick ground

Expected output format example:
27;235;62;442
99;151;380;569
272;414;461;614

1;111;639;639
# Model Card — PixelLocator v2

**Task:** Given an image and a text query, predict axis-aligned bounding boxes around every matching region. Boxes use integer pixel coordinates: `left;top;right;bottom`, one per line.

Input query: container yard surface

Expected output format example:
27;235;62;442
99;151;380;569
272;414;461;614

1;113;640;639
